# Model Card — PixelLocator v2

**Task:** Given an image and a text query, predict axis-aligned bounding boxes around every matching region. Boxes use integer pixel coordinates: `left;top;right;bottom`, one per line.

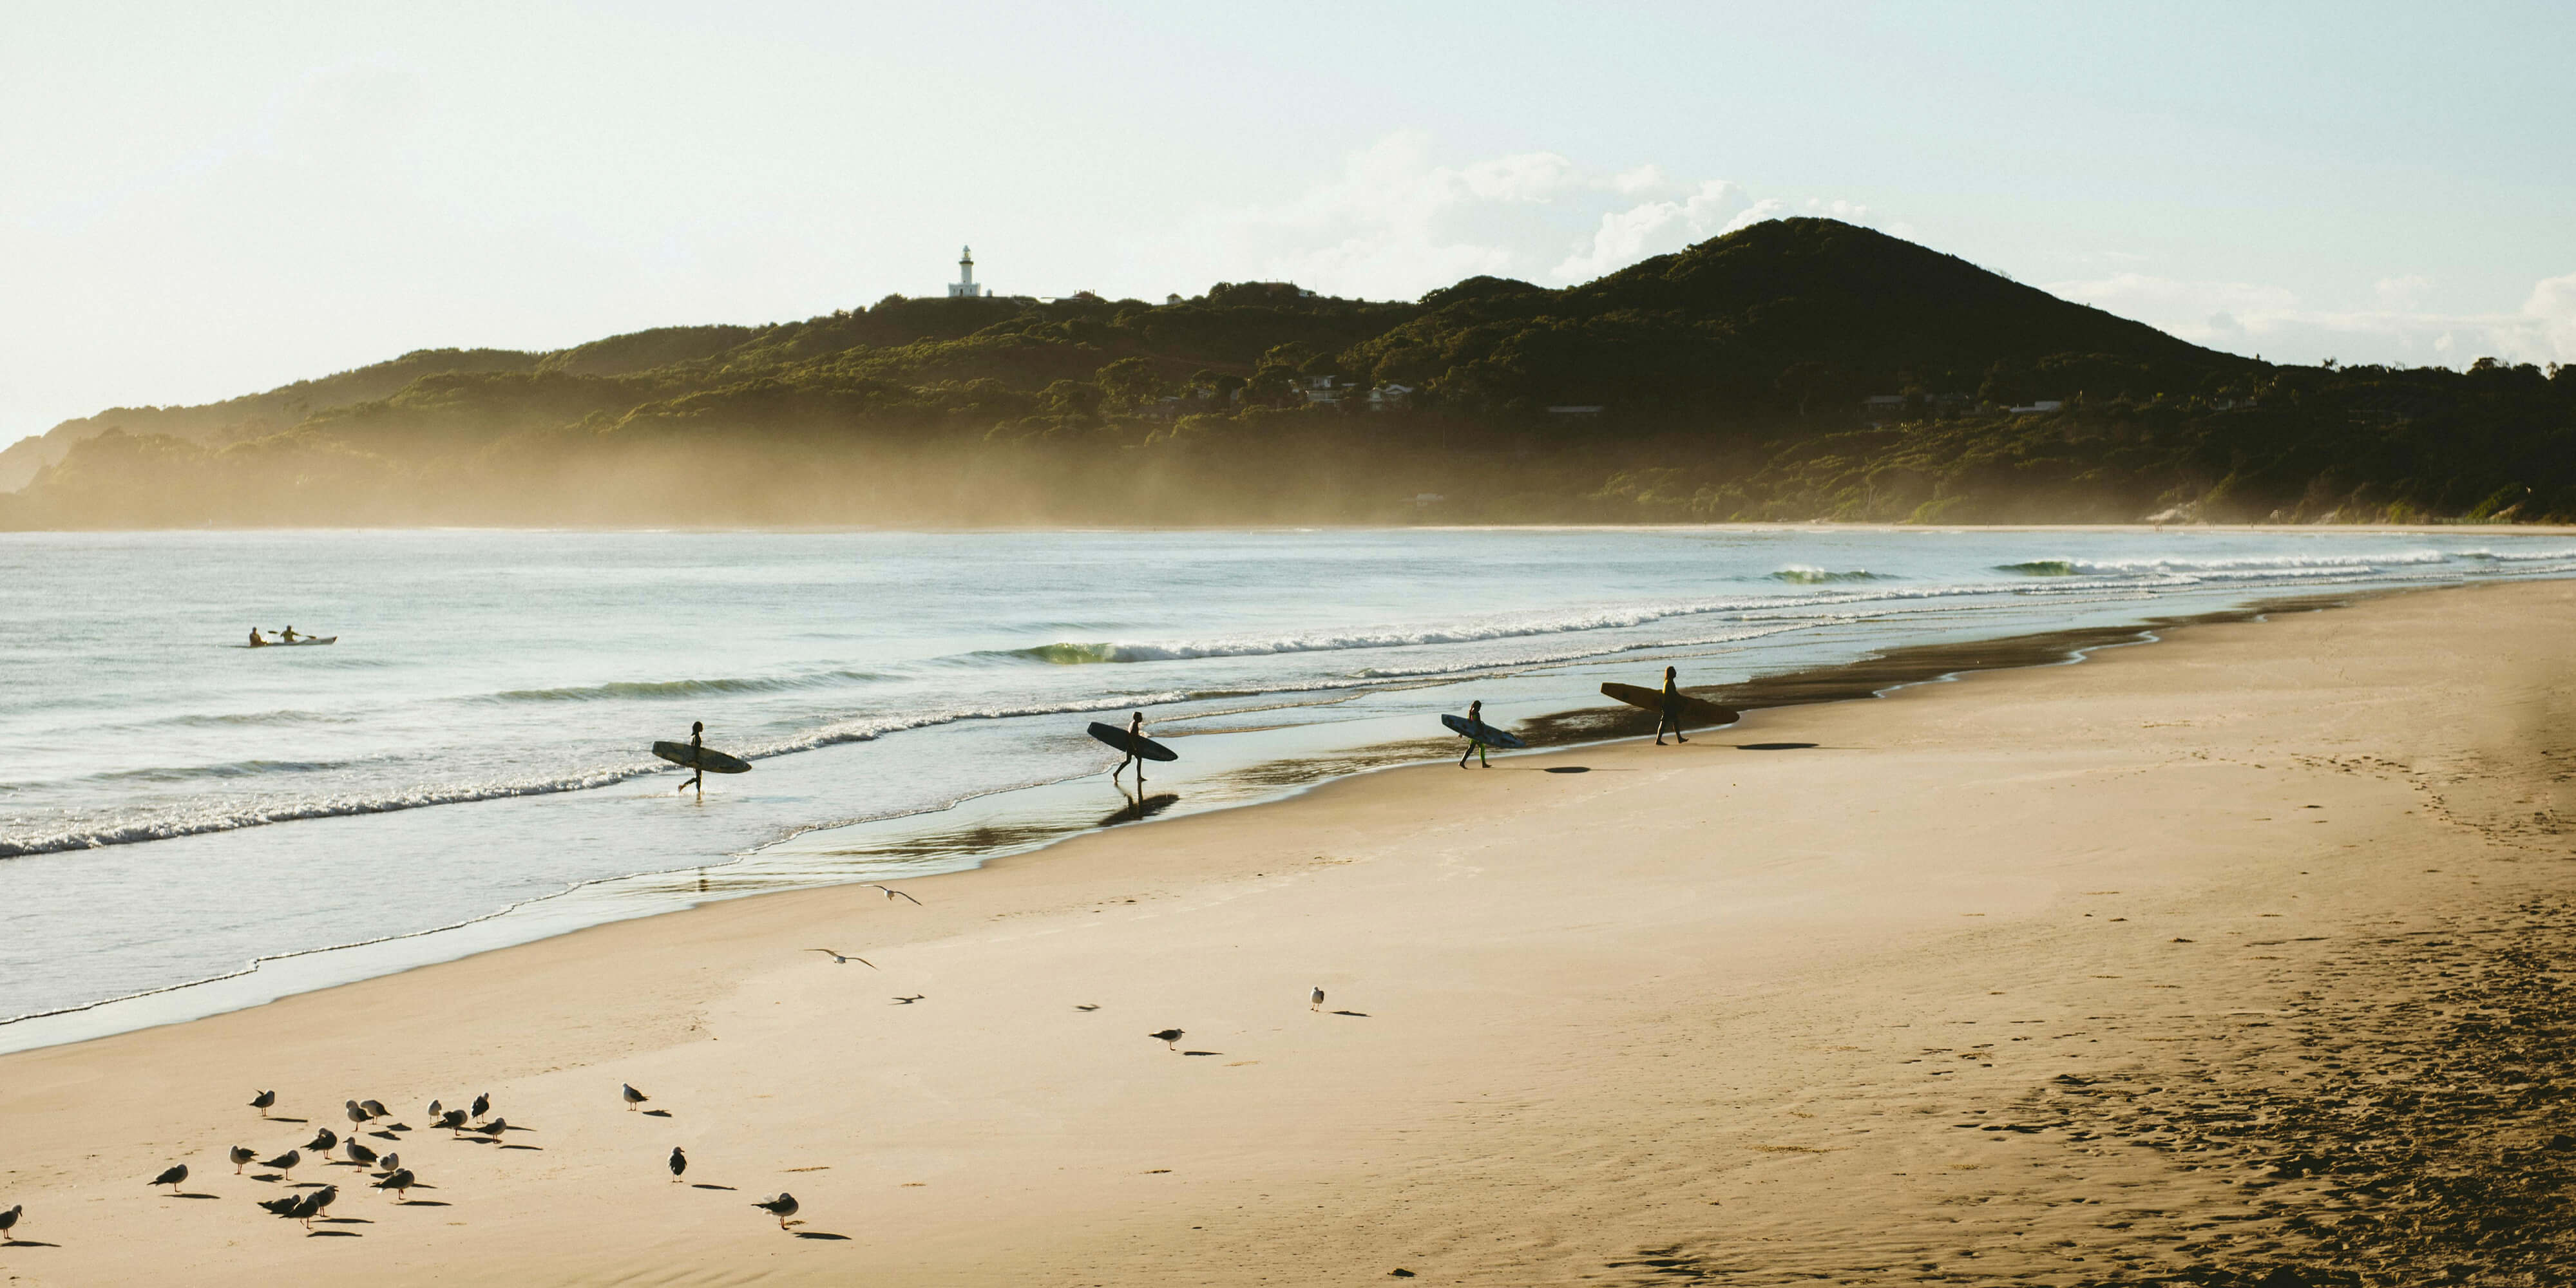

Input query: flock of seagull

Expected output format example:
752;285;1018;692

0;876;1353;1255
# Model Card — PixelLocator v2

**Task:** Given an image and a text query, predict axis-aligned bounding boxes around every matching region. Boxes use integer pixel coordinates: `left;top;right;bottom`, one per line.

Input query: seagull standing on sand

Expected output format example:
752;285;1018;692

229;1146;257;1173
345;1140;378;1168
470;1092;491;1119
149;1164;188;1193
259;1149;302;1179
374;1169;414;1200
376;1152;399;1175
808;949;875;967
865;884;922;905
752;1192;799;1228
472;1117;509;1140
0;1204;19;1240
306;1128;338;1153
359;1099;390;1121
622;1084;649;1111
305;1184;338;1227
1149;1028;1185;1050
425;1099;443;1121
1311;986;1326;1012
249;1089;276;1117
345;1100;371;1130
438;1109;469;1135
669;1147;687;1182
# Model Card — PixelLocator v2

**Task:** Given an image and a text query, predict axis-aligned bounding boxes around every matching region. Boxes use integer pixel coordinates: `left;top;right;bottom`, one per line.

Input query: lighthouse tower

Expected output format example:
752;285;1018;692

946;246;987;298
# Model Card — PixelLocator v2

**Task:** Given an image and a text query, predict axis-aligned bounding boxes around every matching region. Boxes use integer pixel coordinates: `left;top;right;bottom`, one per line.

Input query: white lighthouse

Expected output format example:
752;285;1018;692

946;246;987;298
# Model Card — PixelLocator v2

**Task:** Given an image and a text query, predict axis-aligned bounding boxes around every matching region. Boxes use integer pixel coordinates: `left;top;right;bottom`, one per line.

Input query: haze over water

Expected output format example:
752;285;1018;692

6;526;2572;1041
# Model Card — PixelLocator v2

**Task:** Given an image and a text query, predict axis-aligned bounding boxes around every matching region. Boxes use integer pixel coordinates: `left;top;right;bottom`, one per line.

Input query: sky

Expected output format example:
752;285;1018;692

5;0;2573;444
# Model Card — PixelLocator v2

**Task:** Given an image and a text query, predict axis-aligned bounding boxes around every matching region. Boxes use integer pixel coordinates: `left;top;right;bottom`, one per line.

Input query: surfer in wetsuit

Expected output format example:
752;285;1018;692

1655;665;1688;746
1112;712;1147;788
1458;699;1493;770
678;720;705;798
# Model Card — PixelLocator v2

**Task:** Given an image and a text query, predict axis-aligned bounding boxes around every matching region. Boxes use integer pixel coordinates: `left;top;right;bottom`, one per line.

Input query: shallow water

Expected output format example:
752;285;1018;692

5;526;2571;1045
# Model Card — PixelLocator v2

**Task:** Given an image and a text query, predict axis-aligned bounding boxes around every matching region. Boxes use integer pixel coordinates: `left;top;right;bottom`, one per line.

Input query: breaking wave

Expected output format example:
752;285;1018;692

1769;565;1884;584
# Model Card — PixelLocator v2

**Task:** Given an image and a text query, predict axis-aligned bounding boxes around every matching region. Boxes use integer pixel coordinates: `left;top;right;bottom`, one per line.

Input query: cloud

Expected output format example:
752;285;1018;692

2046;269;2576;366
1164;133;1886;301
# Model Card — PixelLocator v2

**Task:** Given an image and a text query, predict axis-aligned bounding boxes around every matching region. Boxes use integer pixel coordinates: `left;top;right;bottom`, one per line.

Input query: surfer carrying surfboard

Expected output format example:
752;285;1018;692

1112;712;1147;786
1459;699;1492;769
1656;665;1688;746
680;721;705;797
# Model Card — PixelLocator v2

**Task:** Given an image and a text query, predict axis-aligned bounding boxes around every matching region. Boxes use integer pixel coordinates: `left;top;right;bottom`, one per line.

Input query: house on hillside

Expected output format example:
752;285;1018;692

1366;383;1416;412
1300;375;1344;406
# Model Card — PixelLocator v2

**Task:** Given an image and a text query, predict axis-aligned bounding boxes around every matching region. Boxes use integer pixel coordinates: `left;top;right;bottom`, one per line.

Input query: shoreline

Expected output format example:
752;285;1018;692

6;578;2576;1283
1;590;2367;1056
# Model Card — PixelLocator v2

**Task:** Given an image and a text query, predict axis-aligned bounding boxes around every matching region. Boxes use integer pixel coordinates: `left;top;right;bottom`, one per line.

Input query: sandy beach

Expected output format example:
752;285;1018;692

6;578;2575;1285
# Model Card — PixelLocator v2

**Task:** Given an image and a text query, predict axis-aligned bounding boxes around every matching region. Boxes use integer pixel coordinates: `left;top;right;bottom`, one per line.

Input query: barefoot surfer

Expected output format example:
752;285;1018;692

1457;699;1493;769
1655;665;1688;746
1112;712;1147;788
678;720;705;797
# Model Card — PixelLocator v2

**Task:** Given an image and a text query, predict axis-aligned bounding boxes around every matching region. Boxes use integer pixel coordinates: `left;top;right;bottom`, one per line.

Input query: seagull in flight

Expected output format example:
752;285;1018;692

892;994;926;1005
808;949;876;967
865;884;922;905
1074;1003;1100;1011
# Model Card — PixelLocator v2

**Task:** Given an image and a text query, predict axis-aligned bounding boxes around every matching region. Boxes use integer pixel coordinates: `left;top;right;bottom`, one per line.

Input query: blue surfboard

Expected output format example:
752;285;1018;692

1441;713;1527;748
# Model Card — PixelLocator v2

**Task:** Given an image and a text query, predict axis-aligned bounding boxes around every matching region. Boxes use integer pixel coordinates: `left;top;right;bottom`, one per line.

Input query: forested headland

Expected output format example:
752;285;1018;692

8;218;2573;529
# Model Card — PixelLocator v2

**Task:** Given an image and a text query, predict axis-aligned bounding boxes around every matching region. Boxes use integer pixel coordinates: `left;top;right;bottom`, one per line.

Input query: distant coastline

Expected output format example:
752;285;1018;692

8;218;2572;530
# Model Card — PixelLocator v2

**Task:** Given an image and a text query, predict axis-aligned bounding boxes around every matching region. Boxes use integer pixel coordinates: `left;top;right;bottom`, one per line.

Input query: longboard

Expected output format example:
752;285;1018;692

653;741;752;773
1441;713;1527;748
1600;682;1741;729
1088;722;1178;762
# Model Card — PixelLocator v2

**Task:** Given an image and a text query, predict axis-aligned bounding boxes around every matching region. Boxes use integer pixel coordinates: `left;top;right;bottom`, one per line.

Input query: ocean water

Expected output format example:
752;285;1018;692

6;526;2573;1048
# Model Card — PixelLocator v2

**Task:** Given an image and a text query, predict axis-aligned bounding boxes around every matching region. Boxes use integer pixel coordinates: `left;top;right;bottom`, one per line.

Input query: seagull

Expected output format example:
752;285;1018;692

1311;986;1326;1012
259;1149;302;1179
472;1117;509;1139
807;949;876;967
0;1204;17;1240
470;1092;491;1119
622;1084;649;1111
359;1099;390;1121
425;1099;443;1122
305;1128;338;1152
438;1109;470;1135
345;1140;379;1168
1074;1003;1100;1011
375;1152;400;1175
345;1100;371;1129
249;1089;276;1117
892;994;926;1005
304;1184;338;1227
669;1147;687;1183
258;1194;303;1217
229;1146;257;1173
373;1169;414;1200
865;884;922;906
1149;1028;1185;1050
752;1192;799;1228
149;1164;189;1193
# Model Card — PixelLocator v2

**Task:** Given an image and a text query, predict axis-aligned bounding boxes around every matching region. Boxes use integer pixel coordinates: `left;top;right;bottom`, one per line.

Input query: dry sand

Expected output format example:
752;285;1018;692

5;579;2575;1286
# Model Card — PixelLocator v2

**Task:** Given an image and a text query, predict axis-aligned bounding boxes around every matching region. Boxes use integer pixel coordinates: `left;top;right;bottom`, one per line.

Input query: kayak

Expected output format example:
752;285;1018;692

248;636;338;647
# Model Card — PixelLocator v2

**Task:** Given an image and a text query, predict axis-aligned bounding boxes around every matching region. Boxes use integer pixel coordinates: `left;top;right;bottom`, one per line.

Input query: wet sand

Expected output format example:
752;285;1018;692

4;578;2573;1285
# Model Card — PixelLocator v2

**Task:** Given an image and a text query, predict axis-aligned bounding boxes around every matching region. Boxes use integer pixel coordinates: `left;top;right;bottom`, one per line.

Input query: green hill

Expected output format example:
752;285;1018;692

7;218;2571;527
